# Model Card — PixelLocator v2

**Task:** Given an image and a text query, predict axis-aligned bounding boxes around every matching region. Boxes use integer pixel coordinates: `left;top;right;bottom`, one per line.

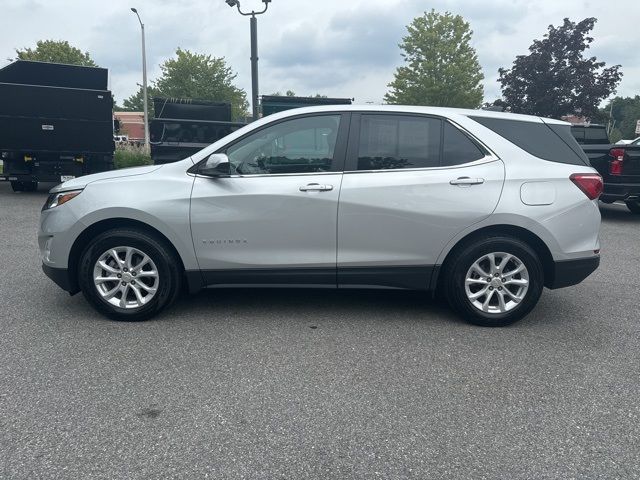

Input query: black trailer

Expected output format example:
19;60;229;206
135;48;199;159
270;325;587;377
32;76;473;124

150;98;245;164
0;60;115;191
260;95;353;117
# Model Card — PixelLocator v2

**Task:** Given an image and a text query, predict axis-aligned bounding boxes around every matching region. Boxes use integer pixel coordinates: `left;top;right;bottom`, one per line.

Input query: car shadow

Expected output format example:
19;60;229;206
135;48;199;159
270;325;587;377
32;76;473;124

599;202;640;222
168;287;465;327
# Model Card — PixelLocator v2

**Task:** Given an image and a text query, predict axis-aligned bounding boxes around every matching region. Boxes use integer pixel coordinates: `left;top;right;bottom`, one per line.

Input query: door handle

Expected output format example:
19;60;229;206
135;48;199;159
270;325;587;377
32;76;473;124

299;183;334;192
450;177;485;186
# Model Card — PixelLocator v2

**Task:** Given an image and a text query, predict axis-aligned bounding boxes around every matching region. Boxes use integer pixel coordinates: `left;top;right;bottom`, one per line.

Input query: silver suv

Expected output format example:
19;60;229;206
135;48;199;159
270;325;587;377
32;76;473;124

39;106;602;327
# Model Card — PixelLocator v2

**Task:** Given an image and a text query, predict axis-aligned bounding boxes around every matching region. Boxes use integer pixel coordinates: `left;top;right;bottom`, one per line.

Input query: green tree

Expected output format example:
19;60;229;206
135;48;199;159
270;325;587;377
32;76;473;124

385;10;484;108
120;86;160;115
14;40;97;66
122;49;248;120
601;96;640;141
498;18;622;120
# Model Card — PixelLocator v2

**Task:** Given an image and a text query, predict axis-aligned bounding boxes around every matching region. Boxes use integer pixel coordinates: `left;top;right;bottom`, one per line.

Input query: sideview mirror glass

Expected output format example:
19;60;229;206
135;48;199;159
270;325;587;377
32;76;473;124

200;153;231;177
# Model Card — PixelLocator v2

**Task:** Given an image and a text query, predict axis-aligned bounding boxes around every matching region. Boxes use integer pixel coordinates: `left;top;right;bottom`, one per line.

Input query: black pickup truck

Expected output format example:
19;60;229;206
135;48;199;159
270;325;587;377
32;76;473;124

571;125;640;214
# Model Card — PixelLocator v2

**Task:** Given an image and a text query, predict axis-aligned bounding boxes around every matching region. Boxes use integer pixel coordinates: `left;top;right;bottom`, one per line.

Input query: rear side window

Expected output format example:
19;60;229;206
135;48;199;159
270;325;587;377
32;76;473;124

470;116;589;166
547;124;591;164
357;115;441;170
442;122;487;166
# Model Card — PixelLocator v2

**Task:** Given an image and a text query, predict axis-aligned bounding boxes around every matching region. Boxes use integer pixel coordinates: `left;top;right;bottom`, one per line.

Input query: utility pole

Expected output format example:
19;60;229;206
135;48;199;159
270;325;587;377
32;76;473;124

225;0;272;121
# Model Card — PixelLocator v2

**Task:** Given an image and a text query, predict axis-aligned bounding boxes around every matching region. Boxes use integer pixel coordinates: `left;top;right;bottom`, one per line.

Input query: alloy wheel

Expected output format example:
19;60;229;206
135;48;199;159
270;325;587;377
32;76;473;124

92;246;159;309
464;252;529;314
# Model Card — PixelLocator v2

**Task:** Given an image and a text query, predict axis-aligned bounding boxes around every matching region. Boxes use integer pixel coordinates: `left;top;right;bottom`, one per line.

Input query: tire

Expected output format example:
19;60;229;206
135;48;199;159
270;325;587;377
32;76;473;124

625;199;640;214
78;228;182;321
11;181;37;192
444;236;544;327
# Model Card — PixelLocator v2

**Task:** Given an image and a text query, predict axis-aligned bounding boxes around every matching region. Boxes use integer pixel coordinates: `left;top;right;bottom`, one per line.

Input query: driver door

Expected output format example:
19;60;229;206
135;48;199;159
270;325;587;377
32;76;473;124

190;113;349;286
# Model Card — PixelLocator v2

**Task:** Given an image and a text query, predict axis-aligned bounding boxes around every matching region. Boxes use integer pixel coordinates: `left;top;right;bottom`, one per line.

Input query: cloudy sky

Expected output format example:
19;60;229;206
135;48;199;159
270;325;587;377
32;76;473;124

1;0;639;109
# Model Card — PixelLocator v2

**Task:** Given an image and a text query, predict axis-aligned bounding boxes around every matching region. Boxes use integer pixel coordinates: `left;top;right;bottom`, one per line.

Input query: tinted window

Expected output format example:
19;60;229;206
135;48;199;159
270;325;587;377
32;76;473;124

226;115;340;174
548;124;591;164
584;126;609;144
571;126;586;144
357;115;441;170
442;122;486;166
471;116;589;166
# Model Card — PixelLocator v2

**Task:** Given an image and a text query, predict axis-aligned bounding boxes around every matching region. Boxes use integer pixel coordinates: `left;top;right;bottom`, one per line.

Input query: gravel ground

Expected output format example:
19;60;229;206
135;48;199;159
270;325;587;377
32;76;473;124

0;181;639;479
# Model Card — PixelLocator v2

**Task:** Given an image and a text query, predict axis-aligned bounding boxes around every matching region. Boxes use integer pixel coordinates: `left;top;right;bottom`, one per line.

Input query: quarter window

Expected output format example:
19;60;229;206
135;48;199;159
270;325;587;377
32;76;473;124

357;115;441;170
442;122;486;166
226;115;341;174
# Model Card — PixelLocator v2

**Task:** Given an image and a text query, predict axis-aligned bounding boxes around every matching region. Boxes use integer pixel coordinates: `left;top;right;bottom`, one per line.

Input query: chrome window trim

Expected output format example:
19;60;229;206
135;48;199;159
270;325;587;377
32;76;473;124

189;155;500;178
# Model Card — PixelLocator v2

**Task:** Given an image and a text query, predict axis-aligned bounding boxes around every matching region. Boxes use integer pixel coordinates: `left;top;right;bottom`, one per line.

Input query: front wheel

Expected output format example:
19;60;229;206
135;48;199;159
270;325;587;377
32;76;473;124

78;228;182;321
625;199;640;214
444;236;544;327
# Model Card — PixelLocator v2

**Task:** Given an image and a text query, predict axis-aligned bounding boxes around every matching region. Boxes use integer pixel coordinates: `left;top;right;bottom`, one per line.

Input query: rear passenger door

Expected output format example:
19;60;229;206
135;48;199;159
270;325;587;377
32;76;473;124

337;113;505;290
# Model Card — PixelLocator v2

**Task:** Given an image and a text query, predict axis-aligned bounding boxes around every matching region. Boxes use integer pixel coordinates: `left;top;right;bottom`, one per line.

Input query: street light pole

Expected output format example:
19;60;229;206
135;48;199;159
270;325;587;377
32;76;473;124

131;7;150;149
250;14;259;121
225;0;271;121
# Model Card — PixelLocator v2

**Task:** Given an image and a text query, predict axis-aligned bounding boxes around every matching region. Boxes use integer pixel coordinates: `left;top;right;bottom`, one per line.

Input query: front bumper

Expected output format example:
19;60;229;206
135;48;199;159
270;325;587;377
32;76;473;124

546;256;600;289
42;263;79;295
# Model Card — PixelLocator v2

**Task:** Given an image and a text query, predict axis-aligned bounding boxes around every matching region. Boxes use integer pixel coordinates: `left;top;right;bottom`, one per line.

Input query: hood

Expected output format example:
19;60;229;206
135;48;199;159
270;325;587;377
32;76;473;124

50;165;163;193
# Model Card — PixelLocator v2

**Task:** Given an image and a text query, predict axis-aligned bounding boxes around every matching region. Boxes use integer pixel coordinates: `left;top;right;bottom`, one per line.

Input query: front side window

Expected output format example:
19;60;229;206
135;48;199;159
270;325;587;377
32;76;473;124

357;115;441;170
226;115;340;175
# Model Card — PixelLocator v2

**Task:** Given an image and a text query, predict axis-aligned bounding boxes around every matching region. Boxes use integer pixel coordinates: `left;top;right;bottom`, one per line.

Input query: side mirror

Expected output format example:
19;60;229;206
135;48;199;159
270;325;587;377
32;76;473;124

200;153;231;177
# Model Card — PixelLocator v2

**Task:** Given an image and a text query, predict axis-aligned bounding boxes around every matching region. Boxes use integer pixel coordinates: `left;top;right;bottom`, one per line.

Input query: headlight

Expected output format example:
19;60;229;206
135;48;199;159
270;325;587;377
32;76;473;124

43;190;83;210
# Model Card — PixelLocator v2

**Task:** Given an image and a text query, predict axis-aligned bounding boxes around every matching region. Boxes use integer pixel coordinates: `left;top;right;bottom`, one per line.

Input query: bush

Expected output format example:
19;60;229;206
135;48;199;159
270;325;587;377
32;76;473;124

114;144;152;169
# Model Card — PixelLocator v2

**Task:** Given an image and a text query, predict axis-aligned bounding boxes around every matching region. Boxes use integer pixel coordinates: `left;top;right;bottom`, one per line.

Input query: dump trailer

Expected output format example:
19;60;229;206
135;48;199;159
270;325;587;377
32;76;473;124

150;98;245;164
260;95;353;117
0;60;115;192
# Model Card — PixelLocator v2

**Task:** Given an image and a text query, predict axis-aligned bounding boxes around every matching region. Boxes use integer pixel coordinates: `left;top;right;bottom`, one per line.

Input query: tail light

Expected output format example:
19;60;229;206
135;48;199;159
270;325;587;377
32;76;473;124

570;173;603;200
609;148;626;175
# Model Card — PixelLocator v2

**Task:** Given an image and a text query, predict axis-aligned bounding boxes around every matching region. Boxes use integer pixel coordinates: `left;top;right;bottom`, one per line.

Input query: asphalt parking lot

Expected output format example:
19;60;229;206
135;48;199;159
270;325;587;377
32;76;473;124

0;181;639;479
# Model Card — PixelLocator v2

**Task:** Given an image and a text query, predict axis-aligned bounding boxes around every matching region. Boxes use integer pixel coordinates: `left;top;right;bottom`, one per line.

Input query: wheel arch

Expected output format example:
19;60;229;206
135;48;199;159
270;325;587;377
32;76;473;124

67;218;190;294
433;224;556;291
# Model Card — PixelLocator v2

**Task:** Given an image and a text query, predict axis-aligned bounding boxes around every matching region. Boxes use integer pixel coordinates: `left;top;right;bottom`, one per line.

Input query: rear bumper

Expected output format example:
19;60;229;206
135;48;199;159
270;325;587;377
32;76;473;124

546;256;600;289
42;263;79;295
601;182;640;203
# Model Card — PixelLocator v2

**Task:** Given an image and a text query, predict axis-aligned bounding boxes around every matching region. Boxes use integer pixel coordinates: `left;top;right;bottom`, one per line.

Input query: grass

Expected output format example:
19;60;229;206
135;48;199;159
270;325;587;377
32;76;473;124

113;144;152;169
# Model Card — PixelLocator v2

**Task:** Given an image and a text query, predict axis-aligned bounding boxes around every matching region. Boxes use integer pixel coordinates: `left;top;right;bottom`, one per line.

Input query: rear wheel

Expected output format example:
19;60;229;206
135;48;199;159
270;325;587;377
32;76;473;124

625;199;640;214
78;228;182;321
444;236;544;327
10;181;24;192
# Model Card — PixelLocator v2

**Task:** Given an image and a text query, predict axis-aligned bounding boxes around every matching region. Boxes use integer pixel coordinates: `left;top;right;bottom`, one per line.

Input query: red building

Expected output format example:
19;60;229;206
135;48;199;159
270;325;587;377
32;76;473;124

114;112;145;141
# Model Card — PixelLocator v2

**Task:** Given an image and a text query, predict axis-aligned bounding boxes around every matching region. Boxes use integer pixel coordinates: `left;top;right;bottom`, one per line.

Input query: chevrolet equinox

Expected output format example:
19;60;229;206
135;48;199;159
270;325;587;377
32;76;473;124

39;106;602;327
